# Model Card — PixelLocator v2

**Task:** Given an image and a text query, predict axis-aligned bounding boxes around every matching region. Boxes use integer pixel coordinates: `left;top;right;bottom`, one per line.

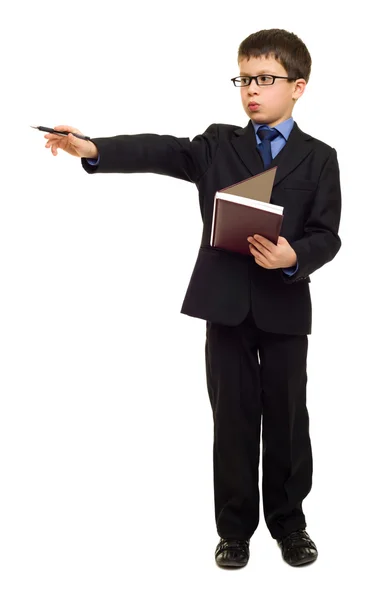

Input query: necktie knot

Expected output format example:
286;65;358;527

258;126;280;142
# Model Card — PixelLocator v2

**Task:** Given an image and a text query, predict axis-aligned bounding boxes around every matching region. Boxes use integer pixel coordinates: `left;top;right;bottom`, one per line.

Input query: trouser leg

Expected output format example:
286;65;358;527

258;330;312;539
205;312;262;539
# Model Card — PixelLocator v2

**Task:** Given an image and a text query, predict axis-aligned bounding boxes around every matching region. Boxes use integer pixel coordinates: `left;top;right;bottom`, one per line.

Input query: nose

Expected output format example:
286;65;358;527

247;79;260;94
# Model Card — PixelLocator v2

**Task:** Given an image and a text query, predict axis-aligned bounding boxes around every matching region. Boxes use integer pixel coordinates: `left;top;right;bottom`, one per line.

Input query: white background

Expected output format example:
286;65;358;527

1;1;384;598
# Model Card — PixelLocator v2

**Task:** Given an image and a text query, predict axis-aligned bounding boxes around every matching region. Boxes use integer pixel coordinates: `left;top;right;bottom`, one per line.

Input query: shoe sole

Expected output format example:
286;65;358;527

286;554;318;567
215;561;248;569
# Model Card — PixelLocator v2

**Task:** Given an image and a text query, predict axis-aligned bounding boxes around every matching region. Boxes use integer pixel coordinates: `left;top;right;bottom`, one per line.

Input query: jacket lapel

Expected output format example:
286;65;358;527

270;122;314;186
231;120;314;187
231;120;264;175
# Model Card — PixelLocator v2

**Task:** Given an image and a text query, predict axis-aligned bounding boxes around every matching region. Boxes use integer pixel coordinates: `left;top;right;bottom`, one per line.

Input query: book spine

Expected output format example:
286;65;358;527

210;194;218;247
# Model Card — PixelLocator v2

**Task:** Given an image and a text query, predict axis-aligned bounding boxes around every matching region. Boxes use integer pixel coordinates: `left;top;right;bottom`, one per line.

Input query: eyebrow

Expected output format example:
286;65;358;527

239;71;277;76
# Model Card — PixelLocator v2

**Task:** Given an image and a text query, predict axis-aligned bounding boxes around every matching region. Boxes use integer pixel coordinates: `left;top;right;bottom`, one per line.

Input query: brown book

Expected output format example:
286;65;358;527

210;167;283;256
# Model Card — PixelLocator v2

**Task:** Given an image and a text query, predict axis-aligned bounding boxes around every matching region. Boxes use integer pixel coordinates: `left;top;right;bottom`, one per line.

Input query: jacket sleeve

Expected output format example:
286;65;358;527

80;124;219;184
282;148;342;283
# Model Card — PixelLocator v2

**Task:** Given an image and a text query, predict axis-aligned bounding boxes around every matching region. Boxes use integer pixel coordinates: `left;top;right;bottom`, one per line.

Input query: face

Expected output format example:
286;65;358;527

237;54;306;127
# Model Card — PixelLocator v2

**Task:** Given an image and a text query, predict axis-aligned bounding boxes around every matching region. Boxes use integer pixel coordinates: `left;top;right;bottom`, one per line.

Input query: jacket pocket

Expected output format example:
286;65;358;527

283;179;317;191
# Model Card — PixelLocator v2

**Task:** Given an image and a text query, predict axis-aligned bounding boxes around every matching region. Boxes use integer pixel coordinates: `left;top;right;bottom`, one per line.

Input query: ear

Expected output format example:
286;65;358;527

292;79;307;100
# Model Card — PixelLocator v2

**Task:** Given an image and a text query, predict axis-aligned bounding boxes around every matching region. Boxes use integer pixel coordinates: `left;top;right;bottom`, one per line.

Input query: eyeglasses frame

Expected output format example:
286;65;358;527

230;74;296;87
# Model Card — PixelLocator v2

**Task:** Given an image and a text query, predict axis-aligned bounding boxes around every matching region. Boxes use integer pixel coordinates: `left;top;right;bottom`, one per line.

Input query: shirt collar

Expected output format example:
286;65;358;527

253;117;294;142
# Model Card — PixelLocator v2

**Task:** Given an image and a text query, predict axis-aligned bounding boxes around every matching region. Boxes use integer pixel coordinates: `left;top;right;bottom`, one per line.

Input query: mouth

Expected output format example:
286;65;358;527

248;102;260;110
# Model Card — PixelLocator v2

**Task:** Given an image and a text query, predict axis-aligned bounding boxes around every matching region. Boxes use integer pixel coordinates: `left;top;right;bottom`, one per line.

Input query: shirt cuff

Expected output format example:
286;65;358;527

86;154;100;166
282;262;299;276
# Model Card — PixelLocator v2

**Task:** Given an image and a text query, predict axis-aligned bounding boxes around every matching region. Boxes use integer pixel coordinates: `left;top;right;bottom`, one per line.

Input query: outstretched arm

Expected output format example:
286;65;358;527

81;124;219;184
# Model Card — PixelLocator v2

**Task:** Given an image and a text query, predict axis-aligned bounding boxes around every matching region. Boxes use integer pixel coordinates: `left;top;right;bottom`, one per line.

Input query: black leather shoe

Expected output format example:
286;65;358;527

277;529;318;566
215;538;250;568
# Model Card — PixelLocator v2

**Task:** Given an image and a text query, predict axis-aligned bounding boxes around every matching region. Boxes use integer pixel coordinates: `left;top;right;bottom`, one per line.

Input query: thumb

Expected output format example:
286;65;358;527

68;133;80;143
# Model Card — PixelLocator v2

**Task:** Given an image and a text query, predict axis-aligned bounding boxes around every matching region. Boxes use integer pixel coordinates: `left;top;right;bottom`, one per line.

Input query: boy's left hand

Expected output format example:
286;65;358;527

247;234;297;269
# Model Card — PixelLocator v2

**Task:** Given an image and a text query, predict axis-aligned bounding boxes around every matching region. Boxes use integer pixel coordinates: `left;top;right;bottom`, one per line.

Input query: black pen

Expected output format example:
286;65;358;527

30;125;91;141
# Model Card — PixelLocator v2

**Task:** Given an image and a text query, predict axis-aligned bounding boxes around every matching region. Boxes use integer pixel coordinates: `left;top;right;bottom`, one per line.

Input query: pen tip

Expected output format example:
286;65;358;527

30;125;37;128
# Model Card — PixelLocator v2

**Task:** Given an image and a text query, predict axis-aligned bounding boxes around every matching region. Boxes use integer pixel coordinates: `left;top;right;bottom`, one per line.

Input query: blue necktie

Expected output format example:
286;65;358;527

258;126;280;168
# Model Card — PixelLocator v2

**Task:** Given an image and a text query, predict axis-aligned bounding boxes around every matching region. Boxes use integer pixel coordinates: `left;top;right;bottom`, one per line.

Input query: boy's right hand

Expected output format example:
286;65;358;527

44;125;98;159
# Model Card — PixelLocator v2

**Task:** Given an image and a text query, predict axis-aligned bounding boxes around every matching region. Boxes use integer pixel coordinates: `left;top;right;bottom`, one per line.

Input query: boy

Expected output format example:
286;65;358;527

43;28;341;567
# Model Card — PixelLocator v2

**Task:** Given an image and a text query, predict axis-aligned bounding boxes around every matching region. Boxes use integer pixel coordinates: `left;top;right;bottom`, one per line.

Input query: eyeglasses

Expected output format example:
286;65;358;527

231;75;292;87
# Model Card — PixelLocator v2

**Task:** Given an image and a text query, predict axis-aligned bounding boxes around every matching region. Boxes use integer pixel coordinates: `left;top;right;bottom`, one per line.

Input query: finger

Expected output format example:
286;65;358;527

254;234;276;252
249;245;272;267
247;236;267;252
253;254;272;269
45;140;60;149
249;244;264;259
253;234;270;243
247;235;271;255
253;254;268;268
44;133;67;142
249;241;269;260
67;133;82;143
253;234;275;252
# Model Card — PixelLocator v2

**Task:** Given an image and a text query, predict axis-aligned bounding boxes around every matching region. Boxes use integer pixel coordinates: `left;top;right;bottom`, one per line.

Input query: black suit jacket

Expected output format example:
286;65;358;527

81;120;341;335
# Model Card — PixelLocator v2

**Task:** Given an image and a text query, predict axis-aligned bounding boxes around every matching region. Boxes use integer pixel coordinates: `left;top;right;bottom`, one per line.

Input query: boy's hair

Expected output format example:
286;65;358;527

238;29;312;83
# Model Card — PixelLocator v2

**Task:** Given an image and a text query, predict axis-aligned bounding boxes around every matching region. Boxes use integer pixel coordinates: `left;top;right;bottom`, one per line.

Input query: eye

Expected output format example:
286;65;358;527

240;77;249;85
259;75;273;83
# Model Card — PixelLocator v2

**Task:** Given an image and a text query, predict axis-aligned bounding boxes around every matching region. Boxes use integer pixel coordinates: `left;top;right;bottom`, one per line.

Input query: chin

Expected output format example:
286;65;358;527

249;113;264;122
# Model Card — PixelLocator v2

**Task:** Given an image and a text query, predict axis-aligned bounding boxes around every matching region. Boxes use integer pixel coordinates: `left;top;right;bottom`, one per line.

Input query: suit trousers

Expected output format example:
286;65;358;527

205;309;312;540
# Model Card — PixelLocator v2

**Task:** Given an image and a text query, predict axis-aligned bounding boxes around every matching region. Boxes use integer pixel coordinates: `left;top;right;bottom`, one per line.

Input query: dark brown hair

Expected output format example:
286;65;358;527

238;29;312;82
